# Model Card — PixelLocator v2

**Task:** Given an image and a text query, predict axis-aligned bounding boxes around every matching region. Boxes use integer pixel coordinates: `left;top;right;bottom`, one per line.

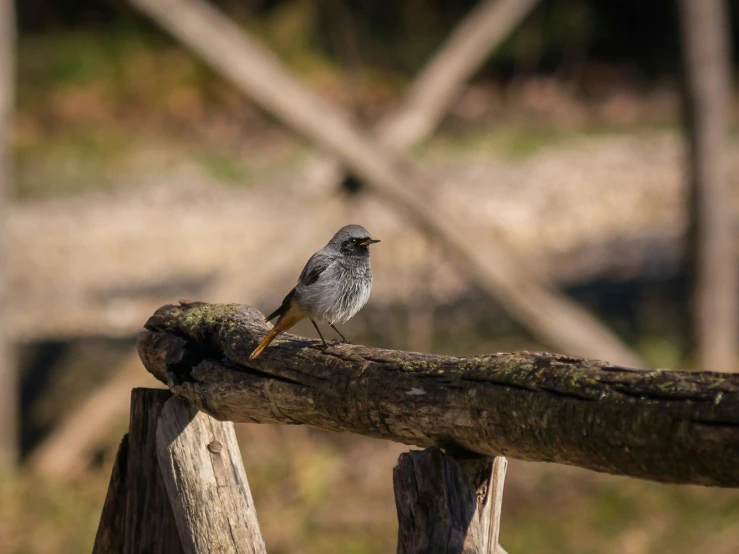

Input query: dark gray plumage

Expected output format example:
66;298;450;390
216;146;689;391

250;224;380;359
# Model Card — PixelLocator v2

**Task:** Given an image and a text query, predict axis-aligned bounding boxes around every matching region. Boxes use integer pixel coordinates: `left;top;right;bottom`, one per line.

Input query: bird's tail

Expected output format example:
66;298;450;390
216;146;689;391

249;303;306;359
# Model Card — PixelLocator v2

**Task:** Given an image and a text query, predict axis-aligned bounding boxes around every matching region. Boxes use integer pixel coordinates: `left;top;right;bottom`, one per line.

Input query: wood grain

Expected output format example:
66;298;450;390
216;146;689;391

156;395;266;554
394;448;508;554
122;389;184;554
92;435;129;554
138;302;739;487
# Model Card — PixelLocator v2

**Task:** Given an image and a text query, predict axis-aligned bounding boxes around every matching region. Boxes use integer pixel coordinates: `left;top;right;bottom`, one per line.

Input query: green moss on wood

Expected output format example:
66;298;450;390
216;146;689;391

138;302;739;487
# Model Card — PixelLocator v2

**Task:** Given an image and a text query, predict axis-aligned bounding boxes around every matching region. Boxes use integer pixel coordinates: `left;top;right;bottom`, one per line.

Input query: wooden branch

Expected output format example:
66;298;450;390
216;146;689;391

92;435;129;554
679;0;737;372
138;302;739;487
156;395;266;554
122;389;185;554
0;0;16;469
128;0;642;367
394;448;508;554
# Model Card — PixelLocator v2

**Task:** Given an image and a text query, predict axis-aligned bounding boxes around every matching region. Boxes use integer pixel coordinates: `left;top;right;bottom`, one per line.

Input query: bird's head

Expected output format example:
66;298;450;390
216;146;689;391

329;224;380;257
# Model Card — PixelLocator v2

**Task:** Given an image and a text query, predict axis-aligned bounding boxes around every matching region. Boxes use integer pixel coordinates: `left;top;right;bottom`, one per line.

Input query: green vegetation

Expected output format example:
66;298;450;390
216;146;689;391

13;21;693;200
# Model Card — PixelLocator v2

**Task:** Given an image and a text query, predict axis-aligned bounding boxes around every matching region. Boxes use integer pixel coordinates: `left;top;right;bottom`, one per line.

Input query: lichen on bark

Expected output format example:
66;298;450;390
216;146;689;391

137;302;739;487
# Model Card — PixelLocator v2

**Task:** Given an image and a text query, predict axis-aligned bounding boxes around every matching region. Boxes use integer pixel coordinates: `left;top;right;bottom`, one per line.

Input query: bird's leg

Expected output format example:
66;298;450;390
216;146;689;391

310;319;328;347
329;323;351;344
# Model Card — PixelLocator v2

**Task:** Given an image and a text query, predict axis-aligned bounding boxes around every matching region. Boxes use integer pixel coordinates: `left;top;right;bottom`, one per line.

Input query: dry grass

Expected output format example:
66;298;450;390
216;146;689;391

3;424;739;554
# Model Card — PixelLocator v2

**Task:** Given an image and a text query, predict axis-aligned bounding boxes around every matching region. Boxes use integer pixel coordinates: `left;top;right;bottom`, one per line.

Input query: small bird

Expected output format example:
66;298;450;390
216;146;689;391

249;224;380;359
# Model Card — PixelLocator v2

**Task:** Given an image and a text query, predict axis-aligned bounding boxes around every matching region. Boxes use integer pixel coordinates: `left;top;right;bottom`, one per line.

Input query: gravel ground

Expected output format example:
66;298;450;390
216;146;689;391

9;130;739;340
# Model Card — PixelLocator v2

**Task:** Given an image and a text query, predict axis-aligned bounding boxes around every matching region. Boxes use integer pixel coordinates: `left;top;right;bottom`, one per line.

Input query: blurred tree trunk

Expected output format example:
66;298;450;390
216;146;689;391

679;0;737;372
0;0;17;468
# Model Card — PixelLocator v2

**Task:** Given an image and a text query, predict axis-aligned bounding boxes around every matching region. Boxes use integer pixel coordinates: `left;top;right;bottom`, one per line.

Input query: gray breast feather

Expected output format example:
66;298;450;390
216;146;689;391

295;258;372;323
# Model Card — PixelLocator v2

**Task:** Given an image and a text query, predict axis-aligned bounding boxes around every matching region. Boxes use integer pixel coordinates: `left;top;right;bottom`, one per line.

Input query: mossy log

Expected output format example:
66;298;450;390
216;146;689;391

138;302;739;487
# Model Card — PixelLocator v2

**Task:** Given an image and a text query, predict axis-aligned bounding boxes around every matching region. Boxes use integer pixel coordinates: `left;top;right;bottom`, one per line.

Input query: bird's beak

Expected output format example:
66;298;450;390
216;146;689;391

360;238;381;246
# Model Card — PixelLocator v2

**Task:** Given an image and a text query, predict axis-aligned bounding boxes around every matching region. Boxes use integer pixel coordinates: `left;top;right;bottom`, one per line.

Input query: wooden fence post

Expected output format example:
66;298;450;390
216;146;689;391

394;448;508;554
156;395;267;554
93;388;265;553
93;389;184;553
92;435;129;554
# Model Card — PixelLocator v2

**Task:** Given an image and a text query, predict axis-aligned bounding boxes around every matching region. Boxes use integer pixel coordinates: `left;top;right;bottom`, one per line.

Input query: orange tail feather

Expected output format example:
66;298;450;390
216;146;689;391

249;303;306;359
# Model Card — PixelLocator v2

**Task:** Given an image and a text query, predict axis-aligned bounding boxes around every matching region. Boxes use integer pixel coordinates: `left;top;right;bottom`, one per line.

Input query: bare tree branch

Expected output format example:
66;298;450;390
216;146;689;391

138;303;739;487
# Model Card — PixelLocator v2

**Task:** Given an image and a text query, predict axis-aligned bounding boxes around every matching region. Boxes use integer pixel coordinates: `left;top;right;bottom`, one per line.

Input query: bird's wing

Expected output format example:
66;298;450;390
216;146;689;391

298;251;332;286
265;251;332;322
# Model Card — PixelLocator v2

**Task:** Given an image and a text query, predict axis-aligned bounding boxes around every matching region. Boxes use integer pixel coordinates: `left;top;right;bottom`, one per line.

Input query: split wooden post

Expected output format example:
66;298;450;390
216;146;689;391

93;388;266;554
394;448;508;554
92;389;184;554
156;395;267;554
92;435;129;554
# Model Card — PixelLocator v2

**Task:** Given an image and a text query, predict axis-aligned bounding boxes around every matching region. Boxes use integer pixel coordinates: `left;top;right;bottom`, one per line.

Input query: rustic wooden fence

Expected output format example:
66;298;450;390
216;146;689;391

93;301;739;553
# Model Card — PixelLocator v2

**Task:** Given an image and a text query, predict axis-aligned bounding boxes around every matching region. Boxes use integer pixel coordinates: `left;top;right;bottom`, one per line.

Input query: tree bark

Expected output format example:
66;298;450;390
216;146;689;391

156;395;266;554
122;389;185;554
92;435;129;554
394;448;508;554
137;302;739;487
0;0;16;469
127;0;642;367
679;0;737;372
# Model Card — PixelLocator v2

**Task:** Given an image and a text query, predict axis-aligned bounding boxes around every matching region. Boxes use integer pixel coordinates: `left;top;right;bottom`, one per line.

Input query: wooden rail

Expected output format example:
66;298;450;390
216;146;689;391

94;388;507;553
93;299;739;552
138;302;739;488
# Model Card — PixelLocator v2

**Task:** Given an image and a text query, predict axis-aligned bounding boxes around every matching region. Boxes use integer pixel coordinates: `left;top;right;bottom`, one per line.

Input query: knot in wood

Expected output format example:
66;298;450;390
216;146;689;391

207;440;222;454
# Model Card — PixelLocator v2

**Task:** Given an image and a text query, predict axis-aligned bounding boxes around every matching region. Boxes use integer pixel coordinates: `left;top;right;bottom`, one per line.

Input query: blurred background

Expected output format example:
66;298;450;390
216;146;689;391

1;0;739;552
